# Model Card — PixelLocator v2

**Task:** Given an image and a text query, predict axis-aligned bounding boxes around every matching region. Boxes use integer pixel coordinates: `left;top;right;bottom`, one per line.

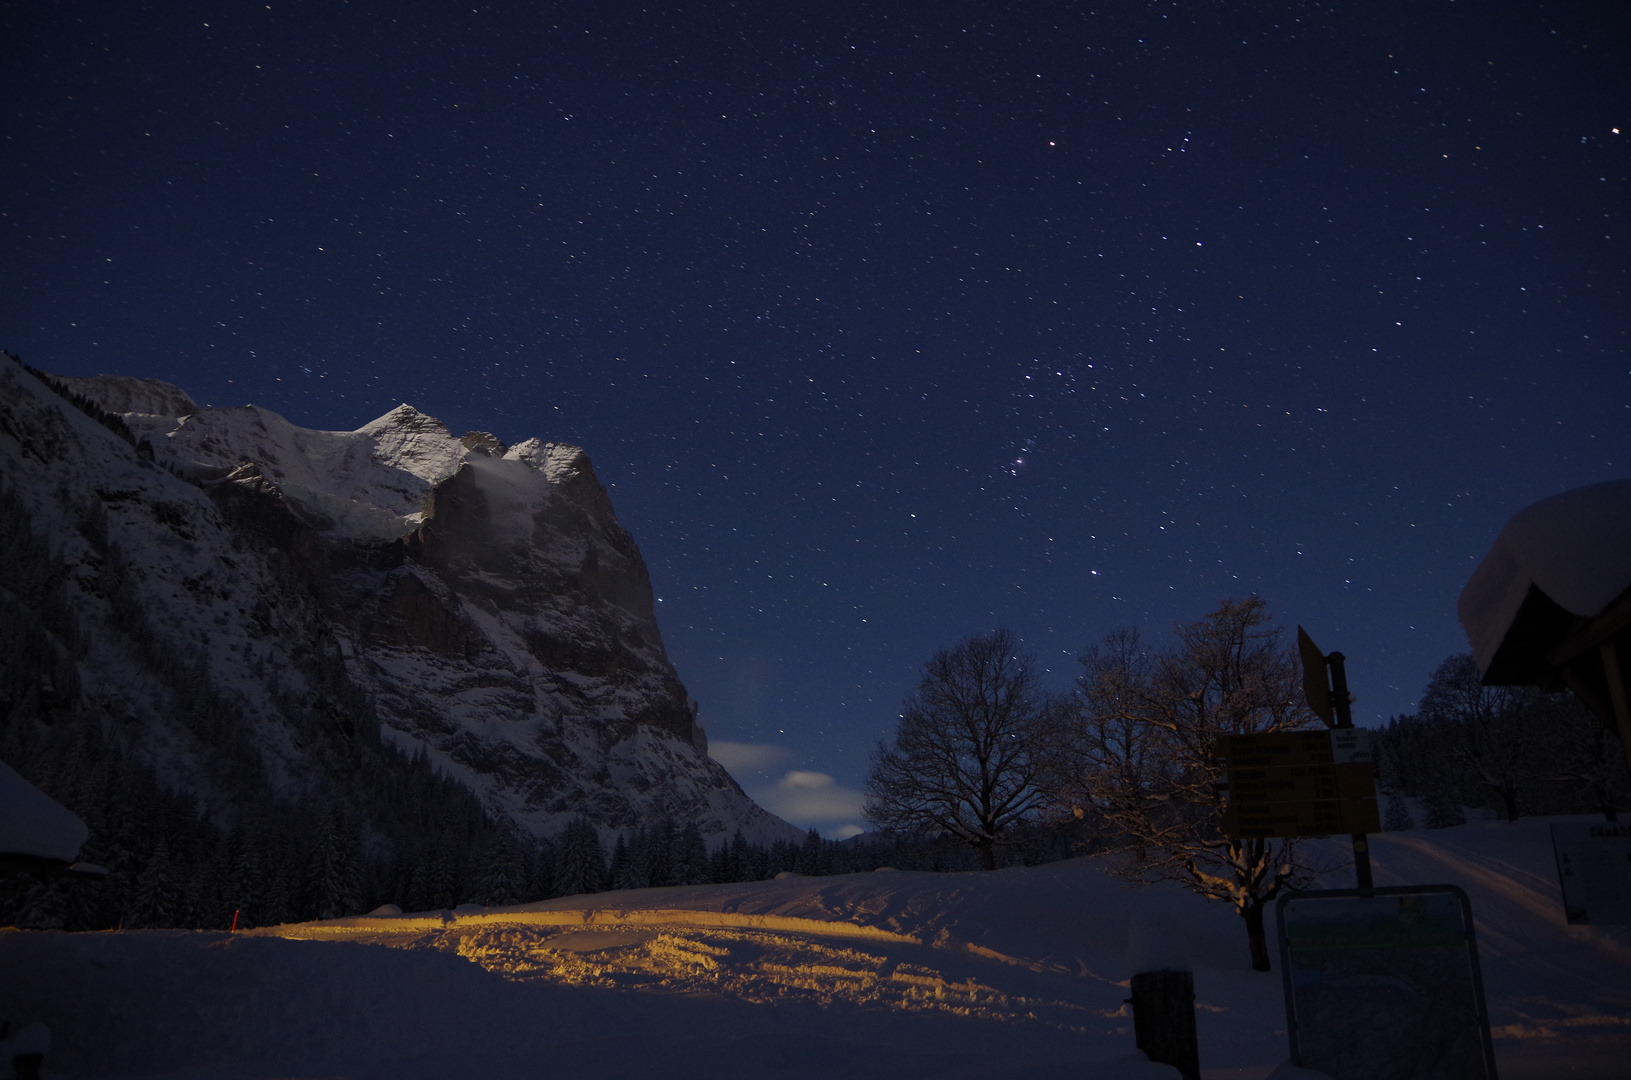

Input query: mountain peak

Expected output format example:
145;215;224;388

52;373;199;418
358;402;450;437
0;362;799;857
460;430;508;457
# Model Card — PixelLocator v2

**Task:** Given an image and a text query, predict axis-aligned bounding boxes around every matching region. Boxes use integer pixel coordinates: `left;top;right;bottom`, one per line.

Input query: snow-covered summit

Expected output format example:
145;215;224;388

98;393;596;544
0;358;798;855
50;372;198;418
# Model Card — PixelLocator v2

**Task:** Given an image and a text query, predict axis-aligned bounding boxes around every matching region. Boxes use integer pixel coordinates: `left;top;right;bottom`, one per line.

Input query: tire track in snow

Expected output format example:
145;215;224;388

276;905;924;945
1376;832;1562;925
265;905;1129;1034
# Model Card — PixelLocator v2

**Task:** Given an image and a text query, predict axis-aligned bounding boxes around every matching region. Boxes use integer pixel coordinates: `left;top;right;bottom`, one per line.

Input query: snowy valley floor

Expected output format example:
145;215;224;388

4;818;1630;1079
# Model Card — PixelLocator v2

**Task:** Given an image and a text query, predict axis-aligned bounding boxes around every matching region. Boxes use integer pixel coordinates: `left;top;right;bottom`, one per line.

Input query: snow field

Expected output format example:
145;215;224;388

4;818;1629;1078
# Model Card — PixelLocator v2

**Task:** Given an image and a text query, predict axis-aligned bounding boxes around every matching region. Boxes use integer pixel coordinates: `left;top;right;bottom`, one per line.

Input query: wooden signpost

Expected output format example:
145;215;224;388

1259;630;1498;1078
1217;730;1380;840
1215;628;1376;889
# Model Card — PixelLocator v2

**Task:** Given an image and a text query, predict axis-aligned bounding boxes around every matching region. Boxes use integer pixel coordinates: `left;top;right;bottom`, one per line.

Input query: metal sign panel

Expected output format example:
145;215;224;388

1277;886;1497;1080
1221;730;1335;767
1222;797;1379;839
1298;626;1335;726
1329;728;1375;764
1229;762;1376;803
1217;732;1379;839
1551;821;1631;925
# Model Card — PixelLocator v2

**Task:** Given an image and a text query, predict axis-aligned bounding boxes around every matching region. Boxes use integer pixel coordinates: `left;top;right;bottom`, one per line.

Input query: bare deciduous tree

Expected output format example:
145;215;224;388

1065;597;1320;971
1545;696;1631;821
1420;654;1543;823
865;629;1053;870
1383;655;1629;822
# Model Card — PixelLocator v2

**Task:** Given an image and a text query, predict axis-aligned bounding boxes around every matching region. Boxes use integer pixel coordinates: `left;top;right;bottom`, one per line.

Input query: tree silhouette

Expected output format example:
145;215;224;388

865;628;1054;870
1067;598;1318;972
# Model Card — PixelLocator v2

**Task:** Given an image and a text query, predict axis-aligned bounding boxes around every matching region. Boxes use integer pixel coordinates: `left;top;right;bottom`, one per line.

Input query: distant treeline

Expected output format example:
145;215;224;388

1373;654;1629;827
6;650;1624;932
10;353;142;451
0;708;1079;932
0;349;1074;932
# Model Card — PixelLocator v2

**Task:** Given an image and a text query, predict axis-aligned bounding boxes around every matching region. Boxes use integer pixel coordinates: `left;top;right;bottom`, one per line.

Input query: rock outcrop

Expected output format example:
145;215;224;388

0;356;796;846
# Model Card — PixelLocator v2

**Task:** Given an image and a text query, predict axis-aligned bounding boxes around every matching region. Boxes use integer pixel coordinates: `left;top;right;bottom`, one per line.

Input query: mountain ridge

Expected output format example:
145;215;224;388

0;356;797;855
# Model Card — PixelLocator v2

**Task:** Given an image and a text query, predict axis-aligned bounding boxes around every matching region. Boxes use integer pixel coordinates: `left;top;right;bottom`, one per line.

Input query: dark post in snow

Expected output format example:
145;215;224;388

1128;970;1200;1080
1299;627;1374;894
1324;651;1374;893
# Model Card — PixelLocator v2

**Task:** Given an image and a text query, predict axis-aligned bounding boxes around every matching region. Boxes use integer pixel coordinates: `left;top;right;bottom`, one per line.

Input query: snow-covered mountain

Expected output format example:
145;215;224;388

0;356;797;849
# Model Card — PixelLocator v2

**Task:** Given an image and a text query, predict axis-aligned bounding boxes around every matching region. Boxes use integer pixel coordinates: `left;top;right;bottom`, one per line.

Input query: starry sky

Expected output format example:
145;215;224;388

5;1;1627;836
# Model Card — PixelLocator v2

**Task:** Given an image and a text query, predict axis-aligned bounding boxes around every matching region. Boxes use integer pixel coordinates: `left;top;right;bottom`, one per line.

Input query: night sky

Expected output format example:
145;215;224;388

6;1;1627;836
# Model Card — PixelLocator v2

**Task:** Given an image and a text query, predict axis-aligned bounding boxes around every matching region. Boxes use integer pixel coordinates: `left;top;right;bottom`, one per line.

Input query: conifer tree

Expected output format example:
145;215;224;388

304;809;362;920
648;818;676;886
1383;793;1415;832
425;840;461;909
1424;787;1466;829
672;822;708;885
476;833;523;907
794;829;825;875
540;835;560;897
131;838;179;928
262;841;298;926
555;817;605;897
11;877;66;931
612;829;652;890
607;834;631;890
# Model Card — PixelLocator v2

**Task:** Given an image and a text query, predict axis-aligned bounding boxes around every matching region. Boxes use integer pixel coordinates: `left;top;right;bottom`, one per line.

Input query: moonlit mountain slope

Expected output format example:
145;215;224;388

0;357;797;846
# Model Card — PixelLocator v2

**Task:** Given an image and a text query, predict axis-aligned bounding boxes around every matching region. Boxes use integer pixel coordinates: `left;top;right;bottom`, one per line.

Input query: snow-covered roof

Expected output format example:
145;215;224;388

0;757;89;863
1459;479;1631;682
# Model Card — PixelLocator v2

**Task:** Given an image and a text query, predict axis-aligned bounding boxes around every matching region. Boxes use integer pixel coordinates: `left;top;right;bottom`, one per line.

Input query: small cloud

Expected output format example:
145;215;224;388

709;741;794;777
750;770;867;830
781;769;838;790
711;748;869;837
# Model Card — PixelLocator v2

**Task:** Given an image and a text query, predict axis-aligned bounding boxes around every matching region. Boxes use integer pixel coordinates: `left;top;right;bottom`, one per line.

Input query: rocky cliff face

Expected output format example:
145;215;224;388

0;357;795;846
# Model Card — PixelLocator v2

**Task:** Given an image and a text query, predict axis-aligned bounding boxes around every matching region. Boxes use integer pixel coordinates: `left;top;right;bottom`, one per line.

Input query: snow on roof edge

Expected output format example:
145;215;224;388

1459;478;1631;675
0;757;89;863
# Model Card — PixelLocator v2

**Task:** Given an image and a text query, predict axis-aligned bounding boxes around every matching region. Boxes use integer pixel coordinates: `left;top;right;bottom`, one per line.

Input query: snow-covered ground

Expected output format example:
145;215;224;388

4;818;1628;1079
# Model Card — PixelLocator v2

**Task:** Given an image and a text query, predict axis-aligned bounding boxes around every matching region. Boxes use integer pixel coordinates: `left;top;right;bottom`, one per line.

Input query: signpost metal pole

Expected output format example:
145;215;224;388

1277;630;1496;1079
1324;651;1373;892
1298;629;1376;894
